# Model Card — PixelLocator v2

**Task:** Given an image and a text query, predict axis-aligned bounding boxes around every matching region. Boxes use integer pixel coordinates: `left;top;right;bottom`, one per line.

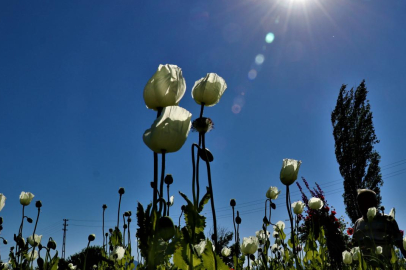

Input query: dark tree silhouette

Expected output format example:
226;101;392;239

67;245;105;270
331;80;383;224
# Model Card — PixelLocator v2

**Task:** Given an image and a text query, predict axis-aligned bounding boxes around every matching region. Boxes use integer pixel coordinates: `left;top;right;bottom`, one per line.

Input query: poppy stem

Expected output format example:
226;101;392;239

117;194;122;229
158;151;166;214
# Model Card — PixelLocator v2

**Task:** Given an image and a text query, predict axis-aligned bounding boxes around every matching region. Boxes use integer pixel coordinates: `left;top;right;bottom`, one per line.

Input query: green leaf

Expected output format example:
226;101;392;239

198;187;211;212
110;227;123;246
201;240;229;270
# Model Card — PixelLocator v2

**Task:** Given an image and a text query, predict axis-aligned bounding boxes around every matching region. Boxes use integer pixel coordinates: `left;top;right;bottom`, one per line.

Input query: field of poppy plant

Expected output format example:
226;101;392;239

1;65;406;270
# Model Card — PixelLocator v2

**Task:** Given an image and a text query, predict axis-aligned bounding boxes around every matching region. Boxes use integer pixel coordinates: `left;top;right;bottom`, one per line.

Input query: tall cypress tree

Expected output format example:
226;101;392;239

331;80;383;224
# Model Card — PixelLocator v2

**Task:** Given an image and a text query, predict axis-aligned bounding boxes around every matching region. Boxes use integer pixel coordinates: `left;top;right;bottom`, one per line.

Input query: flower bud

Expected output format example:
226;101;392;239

266;187;281;200
88;234;96;242
3;239;7;244
230;199;236;207
0;217;3;225
35;201;42;208
123;224;128;229
157;216;175;241
249;254;255;261
235;216;241;225
47;238;57;250
279;159;302;186
118;188;125;195
164;174;174;185
124;211;130;217
128;218;132;223
27;217;33;223
38;243;43;250
102;204;107;209
181;205;186;211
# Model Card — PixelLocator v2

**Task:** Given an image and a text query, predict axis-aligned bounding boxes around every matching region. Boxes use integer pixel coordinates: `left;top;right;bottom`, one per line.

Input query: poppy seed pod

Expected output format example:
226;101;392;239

88;234;96;242
123;224;128;229
3;239;7;245
35;201;42;208
235;216;242;225
0;217;3;225
192;117;214;134
181;205;186;211
164;174;174;185
27;217;33;223
118;188;125;195
109;228;113;233
128;217;132;223
124;211;130;217
230;199;236;207
102;204;107;209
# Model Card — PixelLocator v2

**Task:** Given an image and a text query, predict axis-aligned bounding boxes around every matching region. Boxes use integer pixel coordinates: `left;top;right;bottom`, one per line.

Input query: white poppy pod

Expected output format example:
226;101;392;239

19;192;34;206
342;250;352;265
191;73;227;107
291;201;305;214
143;64;186;110
376;246;383;255
143;106;192;153
27;234;42;247
240;236;259;255
0;193;5;211
280;159;302;186
308;198;324;210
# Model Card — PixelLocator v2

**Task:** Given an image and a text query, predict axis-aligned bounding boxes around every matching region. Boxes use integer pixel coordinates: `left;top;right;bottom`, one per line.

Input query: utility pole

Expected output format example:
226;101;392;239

62;219;68;259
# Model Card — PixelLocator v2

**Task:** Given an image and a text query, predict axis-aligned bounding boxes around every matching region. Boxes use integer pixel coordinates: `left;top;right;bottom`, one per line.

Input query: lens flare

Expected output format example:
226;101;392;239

255;54;265;65
265;33;275;44
248;69;257;80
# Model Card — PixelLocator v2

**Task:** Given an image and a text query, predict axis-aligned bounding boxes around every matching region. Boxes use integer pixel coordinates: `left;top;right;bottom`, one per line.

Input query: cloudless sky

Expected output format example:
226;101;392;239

1;0;406;261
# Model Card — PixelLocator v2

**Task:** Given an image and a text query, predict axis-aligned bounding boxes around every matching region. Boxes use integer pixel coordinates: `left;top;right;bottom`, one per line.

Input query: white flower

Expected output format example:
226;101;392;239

403;236;406;250
291;201;305;214
272;231;279;238
351;247;360;261
367;207;377;222
308;197;324;210
194;240;207;256
221;247;231;257
376;246;382;255
143;64;186;110
191;73;227;107
19;192;34;206
93;265;97;269
143;106;192;153
389;208;395;219
27;234;42;247
1;261;9;269
280;159;302;186
169;196;174;206
68;263;77;270
240;236;259;255
24;250;38;261
0;194;6;212
273;221;285;231
342;250;352;265
110;246;125;260
266;186;281;200
270;244;278;253
256;230;270;241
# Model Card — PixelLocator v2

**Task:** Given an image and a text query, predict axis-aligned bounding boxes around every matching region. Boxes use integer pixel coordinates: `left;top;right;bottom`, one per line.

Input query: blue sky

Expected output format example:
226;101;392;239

1;0;406;260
